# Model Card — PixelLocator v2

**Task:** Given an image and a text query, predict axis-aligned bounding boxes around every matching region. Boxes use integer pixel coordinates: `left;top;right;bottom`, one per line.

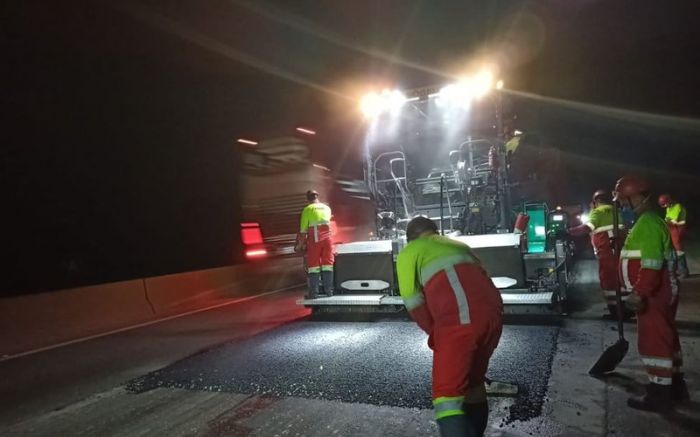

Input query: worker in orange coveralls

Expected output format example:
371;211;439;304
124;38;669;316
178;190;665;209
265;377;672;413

567;189;631;318
296;190;334;298
658;194;690;278
614;176;689;411
397;217;503;436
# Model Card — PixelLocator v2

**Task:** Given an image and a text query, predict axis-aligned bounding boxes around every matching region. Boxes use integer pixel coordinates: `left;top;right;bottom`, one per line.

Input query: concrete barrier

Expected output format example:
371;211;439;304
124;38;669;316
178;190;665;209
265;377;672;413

145;257;304;316
0;257;305;358
0;279;151;357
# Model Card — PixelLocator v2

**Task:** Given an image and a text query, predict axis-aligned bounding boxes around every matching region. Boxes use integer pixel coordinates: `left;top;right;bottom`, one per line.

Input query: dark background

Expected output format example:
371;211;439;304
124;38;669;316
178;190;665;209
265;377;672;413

3;0;699;294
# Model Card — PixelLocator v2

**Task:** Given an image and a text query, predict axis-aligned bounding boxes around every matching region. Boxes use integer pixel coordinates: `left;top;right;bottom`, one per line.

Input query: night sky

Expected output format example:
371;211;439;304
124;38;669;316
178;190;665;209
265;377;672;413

3;0;700;293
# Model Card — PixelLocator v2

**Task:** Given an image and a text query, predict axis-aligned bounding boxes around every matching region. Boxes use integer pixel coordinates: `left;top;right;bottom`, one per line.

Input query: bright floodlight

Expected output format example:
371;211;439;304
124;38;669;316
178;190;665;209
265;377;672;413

360;92;383;118
360;89;406;118
496;79;504;90
471;69;494;99
438;82;472;109
237;138;258;145
387;89;407;113
437;69;498;108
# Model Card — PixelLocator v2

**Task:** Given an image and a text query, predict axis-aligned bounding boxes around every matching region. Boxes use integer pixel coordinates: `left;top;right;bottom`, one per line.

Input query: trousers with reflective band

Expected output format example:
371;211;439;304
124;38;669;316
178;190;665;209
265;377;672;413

597;252;623;295
426;264;503;401
431;317;502;402
638;292;682;385
306;225;333;272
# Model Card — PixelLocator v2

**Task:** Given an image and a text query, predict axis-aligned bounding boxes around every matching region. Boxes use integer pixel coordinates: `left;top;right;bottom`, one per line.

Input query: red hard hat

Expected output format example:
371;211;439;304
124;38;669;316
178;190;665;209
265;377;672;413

613;176;651;202
658;194;672;208
592;189;611;203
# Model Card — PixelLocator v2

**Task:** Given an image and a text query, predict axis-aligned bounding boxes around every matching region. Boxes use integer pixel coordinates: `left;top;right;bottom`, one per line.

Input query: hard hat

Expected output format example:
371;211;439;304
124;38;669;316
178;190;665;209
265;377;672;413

613;176;650;202
592;189;611;203
658;194;672;208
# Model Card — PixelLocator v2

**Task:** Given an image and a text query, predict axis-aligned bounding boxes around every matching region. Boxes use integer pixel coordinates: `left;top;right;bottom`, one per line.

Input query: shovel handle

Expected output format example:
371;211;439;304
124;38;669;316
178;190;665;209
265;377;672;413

612;202;625;341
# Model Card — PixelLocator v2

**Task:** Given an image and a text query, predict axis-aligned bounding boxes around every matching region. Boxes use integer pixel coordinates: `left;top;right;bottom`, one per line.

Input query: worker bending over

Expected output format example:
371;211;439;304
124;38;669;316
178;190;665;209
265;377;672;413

397;217;503;437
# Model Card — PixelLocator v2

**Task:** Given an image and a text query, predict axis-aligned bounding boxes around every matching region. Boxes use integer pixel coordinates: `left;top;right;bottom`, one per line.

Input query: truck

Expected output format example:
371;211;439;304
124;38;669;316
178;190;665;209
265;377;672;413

238;135;375;262
298;71;574;314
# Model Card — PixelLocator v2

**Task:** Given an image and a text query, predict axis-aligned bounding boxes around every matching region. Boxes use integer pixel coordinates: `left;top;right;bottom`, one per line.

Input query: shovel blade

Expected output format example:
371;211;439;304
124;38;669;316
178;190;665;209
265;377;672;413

589;338;629;375
485;379;518;396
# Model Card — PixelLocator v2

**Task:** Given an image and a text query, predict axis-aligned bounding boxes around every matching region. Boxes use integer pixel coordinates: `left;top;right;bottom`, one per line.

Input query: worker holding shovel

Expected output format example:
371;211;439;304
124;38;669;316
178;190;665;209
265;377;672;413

612;175;688;411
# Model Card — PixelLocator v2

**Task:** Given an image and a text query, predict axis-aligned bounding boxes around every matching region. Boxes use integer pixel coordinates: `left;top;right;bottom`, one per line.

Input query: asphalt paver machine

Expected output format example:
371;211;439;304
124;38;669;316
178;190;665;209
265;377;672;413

299;73;573;314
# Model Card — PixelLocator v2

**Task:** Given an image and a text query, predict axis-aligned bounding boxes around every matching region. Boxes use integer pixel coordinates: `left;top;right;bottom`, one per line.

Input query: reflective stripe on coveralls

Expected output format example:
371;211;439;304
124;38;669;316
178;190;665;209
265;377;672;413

591;224;626;239
420;254;477;325
402;293;425;311
433;396;466;419
309;221;330;242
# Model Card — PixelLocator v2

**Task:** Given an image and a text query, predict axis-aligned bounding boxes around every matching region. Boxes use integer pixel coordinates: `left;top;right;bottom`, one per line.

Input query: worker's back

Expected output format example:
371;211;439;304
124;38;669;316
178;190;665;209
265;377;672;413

398;235;502;327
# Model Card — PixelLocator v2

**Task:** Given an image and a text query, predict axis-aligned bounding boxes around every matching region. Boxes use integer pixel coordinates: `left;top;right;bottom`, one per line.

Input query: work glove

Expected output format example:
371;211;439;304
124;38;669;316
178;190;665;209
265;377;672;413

626;293;646;313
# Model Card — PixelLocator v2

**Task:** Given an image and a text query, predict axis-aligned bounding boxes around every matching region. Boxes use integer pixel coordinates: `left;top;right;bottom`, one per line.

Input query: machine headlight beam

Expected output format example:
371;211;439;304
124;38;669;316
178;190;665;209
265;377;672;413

360;69;501;119
360;89;406;118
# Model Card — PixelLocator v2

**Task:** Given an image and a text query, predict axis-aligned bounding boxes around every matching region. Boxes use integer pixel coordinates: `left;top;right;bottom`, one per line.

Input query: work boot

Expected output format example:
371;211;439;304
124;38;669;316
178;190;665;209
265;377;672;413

321;270;334;297
436;414;477;437
627;383;674;412
678;255;690;279
672;374;690;401
463;401;488;436
306;273;320;299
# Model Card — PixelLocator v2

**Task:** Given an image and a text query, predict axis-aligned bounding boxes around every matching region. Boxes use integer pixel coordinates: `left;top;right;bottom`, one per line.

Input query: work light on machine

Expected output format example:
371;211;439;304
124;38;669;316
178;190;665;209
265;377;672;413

437;69;497;109
471;70;495;99
359;89;406;118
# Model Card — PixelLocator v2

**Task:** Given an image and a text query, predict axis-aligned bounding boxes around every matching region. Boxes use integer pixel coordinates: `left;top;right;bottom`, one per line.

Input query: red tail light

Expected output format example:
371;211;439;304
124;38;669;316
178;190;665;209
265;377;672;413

240;222;267;260
240;222;264;245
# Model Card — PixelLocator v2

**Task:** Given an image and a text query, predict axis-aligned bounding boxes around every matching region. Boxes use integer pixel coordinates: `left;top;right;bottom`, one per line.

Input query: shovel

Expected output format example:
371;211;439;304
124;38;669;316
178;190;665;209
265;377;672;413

485;378;518;396
589;201;629;375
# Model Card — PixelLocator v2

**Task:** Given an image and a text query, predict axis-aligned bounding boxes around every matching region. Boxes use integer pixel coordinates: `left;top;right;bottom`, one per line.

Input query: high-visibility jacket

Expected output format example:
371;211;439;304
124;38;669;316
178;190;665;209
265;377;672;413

619;211;676;300
396;235;502;333
299;202;332;240
665;203;687;226
665;202;687;255
584;204;625;256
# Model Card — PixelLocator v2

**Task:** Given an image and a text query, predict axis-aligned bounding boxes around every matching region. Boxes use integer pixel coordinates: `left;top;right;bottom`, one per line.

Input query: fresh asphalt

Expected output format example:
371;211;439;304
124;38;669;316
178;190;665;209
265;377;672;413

129;317;561;424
